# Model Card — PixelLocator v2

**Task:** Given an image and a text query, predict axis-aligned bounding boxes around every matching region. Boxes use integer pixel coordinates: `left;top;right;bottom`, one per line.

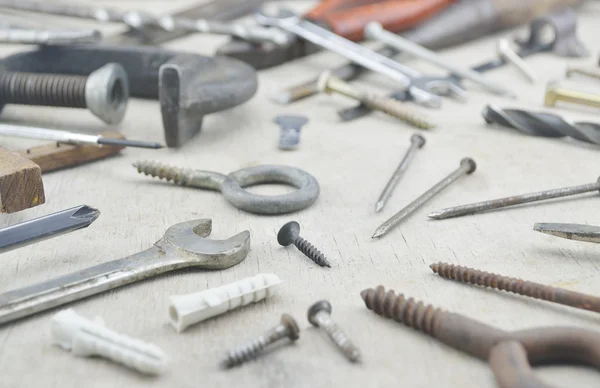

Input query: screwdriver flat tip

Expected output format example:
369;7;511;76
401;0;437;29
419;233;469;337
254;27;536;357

269;91;292;105
375;201;384;213
98;138;164;149
427;210;446;220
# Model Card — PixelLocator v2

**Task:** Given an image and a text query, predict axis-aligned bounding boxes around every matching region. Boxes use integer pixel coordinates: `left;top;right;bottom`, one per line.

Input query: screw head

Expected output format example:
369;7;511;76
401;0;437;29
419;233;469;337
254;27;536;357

460;158;477;174
85;63;129;124
410;134;426;148
277;221;300;246
280;314;300;341
307;300;332;326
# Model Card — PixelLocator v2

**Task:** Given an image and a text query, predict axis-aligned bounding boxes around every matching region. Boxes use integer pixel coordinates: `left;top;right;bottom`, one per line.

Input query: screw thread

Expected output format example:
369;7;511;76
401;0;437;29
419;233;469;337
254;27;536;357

317;314;361;362
294;237;331;268
221;335;271;367
133;160;193;186
362;95;435;129
0;71;87;108
567;67;600;81
430;262;557;301
360;286;442;336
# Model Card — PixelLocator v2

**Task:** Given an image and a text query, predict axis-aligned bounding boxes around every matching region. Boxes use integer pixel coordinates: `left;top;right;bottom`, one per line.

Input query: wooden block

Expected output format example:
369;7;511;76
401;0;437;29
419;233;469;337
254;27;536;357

18;131;126;173
0;146;45;213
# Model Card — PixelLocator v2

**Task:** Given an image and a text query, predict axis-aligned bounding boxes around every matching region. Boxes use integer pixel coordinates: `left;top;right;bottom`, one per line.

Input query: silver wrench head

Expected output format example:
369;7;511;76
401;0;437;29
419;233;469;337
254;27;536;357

411;77;468;103
162;219;250;269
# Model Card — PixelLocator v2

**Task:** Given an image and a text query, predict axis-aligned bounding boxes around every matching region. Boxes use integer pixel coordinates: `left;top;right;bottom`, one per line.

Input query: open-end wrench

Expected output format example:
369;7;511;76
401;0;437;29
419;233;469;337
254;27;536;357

256;9;444;108
0;219;250;325
339;7;588;121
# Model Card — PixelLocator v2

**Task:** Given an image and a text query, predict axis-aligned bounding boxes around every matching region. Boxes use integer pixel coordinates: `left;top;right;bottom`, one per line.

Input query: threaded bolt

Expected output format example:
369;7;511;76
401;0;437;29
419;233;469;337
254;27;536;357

133;160;192;185
430;262;600;313
277;221;331;268
307;300;361;362
0;63;129;124
317;70;436;130
360;285;442;336
221;314;300;368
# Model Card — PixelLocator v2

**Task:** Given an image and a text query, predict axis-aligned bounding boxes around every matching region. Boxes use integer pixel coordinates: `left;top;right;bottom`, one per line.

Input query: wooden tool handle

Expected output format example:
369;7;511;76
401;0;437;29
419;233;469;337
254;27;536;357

323;0;455;41
304;0;383;21
0;145;45;213
18;131;125;173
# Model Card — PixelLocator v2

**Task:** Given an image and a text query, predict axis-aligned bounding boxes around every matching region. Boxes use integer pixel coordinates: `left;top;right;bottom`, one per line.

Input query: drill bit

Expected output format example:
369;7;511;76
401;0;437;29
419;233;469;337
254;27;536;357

0;205;100;254
0;124;163;149
482;104;600;145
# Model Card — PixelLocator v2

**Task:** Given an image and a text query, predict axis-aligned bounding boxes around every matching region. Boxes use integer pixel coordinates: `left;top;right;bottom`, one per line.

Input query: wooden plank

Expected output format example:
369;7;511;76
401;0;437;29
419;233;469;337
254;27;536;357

0;145;45;213
18;131;125;173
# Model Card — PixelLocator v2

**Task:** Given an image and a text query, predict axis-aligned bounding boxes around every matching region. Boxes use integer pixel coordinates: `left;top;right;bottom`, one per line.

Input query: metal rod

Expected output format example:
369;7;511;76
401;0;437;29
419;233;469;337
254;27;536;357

364;22;516;98
0;124;163;149
372;158;476;238
429;179;600;220
0;27;101;45
0;205;100;254
375;134;425;212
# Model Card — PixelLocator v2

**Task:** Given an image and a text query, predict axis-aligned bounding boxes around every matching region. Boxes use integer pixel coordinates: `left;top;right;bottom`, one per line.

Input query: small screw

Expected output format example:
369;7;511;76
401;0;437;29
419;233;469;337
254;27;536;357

428;177;600;220
430;262;600;314
496;39;537;84
317;71;436;130
375;134;425;213
566;66;600;81
278;221;331;268
0;63;129;124
221;314;300;368
372;158;476;239
307;300;361;362
544;82;600;110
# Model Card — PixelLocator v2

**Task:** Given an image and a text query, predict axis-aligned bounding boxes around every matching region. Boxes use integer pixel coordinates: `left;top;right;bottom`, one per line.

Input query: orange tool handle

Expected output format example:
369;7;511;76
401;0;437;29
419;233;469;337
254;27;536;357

304;0;385;21
323;0;456;41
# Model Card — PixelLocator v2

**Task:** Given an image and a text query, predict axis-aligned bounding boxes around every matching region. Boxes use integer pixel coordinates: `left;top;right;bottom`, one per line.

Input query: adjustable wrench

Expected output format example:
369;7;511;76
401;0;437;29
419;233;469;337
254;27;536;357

0;219;250;325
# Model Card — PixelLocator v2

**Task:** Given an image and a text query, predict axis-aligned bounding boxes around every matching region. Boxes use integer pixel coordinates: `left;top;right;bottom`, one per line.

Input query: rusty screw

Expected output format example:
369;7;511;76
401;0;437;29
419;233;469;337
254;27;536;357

430;262;600;313
308;300;361;362
221;314;300;368
278;221;331;268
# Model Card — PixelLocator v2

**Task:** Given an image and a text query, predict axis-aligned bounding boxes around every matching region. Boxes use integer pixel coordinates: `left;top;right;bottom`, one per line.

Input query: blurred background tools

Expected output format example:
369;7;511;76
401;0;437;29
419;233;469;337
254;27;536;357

0;26;101;45
0;145;44;213
0;124;163;149
483;104;600;145
544;82;600;110
275;115;308;150
0;0;291;45
0;205;99;254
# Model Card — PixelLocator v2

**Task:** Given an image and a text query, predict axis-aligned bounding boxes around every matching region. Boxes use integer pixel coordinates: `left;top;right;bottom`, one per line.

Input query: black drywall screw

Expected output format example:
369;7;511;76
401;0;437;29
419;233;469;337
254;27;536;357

277;221;331;268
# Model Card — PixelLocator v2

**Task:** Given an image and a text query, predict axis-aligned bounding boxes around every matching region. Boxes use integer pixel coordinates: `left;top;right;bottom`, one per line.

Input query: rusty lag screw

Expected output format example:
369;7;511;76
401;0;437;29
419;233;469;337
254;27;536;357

307;300;361;362
430;262;600;313
221;314;300;368
278;221;331;268
360;286;442;336
0;63;129;124
317;71;436;130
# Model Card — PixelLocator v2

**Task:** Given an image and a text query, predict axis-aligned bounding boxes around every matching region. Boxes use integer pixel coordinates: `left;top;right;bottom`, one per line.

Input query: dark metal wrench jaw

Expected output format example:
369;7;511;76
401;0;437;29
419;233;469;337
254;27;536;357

0;219;250;325
0;44;258;147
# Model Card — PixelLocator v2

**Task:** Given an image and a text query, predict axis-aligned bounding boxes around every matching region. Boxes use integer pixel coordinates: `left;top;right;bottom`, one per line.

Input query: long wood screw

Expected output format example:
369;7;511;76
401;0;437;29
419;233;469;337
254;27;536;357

430;262;600;313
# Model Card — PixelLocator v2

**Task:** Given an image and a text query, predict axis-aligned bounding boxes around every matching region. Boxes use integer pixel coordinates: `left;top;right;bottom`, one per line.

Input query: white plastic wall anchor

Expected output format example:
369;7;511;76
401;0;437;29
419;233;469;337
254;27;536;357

169;273;282;332
50;309;168;375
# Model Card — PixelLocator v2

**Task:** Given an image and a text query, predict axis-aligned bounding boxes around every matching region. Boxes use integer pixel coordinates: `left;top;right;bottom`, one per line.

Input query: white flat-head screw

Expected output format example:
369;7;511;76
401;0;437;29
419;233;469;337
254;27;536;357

307;300;361;362
50;309;167;375
221;314;300;368
496;39;538;84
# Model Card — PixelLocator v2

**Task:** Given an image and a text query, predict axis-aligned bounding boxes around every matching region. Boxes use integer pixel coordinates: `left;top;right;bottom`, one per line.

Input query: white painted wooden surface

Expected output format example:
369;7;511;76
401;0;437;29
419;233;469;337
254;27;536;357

1;1;600;387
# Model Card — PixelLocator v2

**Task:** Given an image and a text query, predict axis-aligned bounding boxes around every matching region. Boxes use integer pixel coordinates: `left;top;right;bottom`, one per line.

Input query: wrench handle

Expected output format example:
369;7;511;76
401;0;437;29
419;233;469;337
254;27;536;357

0;248;177;325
